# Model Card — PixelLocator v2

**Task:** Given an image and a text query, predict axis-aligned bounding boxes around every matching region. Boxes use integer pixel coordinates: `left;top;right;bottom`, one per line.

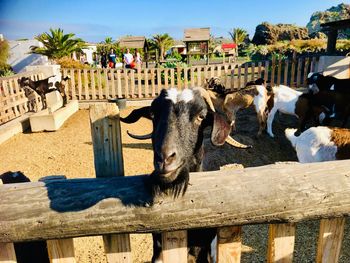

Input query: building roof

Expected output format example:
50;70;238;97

320;18;350;30
221;43;237;49
119;36;147;49
183;28;210;42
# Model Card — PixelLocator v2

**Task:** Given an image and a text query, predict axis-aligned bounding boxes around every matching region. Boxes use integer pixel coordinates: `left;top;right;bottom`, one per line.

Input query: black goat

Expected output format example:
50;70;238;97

121;87;248;262
18;76;56;109
307;72;350;127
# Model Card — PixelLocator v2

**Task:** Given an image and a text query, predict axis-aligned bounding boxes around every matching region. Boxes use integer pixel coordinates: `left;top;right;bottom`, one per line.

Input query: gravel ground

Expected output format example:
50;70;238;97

1;106;349;262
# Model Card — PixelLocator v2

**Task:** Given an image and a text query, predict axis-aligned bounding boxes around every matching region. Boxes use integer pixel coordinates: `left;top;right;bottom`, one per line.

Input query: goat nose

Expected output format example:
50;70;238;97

163;150;176;166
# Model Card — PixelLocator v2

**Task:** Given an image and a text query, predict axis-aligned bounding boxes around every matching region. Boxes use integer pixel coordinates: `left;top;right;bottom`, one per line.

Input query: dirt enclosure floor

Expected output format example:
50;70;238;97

1;106;349;262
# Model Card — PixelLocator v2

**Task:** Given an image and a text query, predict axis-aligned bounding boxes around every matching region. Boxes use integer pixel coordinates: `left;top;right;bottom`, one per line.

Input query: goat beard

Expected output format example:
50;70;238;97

149;166;189;199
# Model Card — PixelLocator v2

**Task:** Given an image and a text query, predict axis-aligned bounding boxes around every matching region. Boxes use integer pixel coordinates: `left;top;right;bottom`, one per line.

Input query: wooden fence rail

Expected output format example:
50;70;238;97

0;159;349;242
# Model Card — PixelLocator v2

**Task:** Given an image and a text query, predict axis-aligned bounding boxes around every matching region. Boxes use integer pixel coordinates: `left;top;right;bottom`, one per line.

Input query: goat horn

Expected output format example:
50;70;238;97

127;130;152;140
194;87;216;112
225;135;252;149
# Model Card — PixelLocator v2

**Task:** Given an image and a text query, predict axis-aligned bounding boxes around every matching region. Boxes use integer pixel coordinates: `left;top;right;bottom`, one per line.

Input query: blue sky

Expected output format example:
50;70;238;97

0;0;344;42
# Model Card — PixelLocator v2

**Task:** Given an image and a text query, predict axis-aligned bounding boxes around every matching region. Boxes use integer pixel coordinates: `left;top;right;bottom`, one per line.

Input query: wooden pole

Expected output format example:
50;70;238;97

89;103;131;263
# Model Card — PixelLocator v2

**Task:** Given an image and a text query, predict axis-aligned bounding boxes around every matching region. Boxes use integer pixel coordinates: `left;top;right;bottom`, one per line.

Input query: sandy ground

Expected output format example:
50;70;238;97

1;106;349;262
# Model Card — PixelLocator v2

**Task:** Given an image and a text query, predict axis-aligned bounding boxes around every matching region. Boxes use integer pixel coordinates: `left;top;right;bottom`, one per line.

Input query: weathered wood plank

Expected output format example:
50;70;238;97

164;69;169;89
1;160;350;242
151;69;156;97
176;67;181;89
47;239;76;263
144;69;149;97
70;69;76;100
124;70;129;98
137;68;142;98
83;69;89;100
190;67;195;87
104;69;110;99
77;70;82;100
217;226;242;263
276;59;282;86
117;70;122;98
89;103;124;178
290;52;297;87
103;234;132;263
303;57;310;88
284;60;289;86
316;218;345;263
0;242;17;263
271;57;276;87
162;231;187;263
110;70;116;98
267;223;295;263
90;69;96;100
244;63;248;86
170;68;175;87
184;68;188;88
97;69;103;99
264;60;269;83
130;70;135;98
296;58;303;88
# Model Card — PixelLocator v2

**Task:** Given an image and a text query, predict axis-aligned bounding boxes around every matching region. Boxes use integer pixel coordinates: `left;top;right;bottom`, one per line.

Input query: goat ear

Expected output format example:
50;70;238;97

210;113;231;146
120;106;152;123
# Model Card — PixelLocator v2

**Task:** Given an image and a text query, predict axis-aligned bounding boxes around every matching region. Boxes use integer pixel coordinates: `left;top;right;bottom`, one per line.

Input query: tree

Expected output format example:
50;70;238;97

229;28;248;56
30;28;85;60
150;34;174;61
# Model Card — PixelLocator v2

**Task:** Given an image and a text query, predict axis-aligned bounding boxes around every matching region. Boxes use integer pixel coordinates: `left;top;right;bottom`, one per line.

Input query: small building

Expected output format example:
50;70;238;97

81;43;97;64
118;36;149;67
183;28;210;65
213;43;237;63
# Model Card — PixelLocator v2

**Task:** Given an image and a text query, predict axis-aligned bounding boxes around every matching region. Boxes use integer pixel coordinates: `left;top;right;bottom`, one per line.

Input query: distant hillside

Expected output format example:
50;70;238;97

252;23;309;45
306;3;350;38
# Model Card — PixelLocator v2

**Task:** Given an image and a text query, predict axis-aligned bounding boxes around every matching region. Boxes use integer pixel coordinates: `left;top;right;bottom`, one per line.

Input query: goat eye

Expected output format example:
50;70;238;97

197;114;205;122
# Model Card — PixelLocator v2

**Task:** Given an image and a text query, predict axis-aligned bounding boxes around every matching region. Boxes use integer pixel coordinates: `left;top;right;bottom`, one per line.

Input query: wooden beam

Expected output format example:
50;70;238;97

162;231;187;262
1;160;350;242
47;239;76;263
89;103;131;263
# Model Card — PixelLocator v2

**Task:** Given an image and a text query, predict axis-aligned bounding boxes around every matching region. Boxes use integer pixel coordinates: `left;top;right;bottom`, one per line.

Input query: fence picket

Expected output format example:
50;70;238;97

47;239;76;263
284;60;289;86
316;218;345;263
296;58;303;88
196;67;201;86
303;58;310;88
251;63;255;81
237;65;241;89
190;67;195;87
97;70;103;99
91;69;96;100
244;63;248;86
170;68;175;87
70;69;76;100
130;70;135;98
0;242;17;262
270;57;276;87
77;70;82;100
151;69;156;97
176;67;181;89
184;67;188;88
124;70;130;98
258;62;262;79
277;59;282;86
267;223;295;263
110;70;116;98
162;231;187;263
83;69;89;100
137;68;142;98
290;52;297;87
164;69;169;89
264;61;269;83
117;70;122;98
144;69;149;97
104;69;109;99
157;68;162;93
217;226;242;263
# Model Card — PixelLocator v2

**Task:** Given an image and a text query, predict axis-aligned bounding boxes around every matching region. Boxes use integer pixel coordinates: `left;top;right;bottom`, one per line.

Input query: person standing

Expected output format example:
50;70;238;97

108;48;117;68
100;51;107;68
123;49;134;68
134;51;142;67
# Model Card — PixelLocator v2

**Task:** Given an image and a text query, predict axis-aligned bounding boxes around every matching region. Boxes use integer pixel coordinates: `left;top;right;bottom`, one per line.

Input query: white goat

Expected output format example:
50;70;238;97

285;126;350;163
266;85;303;137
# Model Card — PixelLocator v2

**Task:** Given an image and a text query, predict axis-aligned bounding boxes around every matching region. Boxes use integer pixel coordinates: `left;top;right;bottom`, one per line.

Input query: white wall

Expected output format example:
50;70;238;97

317;56;350;79
8;40;49;73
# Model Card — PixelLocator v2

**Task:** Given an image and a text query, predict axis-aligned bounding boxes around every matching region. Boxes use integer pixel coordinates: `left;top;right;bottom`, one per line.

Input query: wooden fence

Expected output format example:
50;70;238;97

0;71;43;124
0;55;319;125
62;55;319;101
0;103;349;263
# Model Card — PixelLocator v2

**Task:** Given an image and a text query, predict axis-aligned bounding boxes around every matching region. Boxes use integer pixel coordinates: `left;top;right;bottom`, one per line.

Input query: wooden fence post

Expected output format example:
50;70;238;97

267;223;295;263
89;103;131;263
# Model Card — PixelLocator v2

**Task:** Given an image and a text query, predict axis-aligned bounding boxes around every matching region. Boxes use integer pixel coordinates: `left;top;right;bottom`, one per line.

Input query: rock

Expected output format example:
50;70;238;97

307;3;350;39
252;22;309;45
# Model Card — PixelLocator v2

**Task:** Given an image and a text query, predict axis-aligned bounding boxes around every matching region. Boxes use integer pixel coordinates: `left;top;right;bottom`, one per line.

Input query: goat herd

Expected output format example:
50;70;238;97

120;72;350;262
17;75;70;110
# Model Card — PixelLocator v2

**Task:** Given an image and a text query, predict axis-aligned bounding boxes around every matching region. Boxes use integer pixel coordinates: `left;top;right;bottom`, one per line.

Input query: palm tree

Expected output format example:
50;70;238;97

151;34;174;61
30;28;85;60
229;28;248;56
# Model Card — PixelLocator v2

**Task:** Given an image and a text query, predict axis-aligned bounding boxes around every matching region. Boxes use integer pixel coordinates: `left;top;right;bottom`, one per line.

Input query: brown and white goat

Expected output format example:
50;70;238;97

285;126;350;163
204;77;270;136
54;75;71;106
